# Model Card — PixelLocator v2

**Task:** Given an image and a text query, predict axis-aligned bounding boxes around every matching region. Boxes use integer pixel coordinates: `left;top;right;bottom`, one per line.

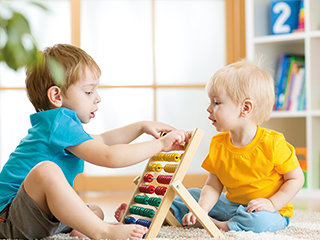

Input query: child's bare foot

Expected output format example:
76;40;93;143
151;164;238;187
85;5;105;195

106;223;148;240
210;218;229;231
114;203;128;222
193;217;229;231
70;229;88;239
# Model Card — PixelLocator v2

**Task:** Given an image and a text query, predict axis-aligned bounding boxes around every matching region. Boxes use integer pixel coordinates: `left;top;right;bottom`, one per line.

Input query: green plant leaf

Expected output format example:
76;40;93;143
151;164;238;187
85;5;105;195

0;11;38;70
46;57;65;87
30;1;49;11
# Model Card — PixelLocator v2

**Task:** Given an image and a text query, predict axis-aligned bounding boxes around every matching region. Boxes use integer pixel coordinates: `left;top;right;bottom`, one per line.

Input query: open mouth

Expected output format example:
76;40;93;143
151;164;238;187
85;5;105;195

208;117;216;124
91;109;98;118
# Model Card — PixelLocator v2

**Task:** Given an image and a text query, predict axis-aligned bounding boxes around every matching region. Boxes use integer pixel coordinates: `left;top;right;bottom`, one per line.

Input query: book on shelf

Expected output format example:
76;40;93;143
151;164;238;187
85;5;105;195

274;53;305;111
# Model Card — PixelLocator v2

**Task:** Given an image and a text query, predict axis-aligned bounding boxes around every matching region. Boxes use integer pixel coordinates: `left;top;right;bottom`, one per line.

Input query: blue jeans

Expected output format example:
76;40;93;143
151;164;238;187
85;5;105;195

171;188;290;233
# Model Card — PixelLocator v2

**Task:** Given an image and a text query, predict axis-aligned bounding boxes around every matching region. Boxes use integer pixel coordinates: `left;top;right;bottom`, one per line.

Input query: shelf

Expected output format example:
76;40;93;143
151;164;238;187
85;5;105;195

309;30;320;38
254;32;305;44
271;111;320;118
271;111;307;118
254;30;320;41
310;110;320;117
247;0;320;193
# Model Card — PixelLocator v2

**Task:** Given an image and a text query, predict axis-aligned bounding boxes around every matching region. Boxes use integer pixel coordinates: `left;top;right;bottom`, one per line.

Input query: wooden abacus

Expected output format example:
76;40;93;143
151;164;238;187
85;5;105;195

121;128;224;239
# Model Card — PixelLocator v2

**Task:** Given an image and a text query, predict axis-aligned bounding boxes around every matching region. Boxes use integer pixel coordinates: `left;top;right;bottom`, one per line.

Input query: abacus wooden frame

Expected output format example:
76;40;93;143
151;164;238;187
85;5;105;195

120;128;224;239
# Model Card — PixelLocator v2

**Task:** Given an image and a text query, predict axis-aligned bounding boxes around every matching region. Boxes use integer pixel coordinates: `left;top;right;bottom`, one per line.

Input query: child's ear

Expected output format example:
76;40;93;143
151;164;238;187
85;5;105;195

240;99;253;117
47;86;63;108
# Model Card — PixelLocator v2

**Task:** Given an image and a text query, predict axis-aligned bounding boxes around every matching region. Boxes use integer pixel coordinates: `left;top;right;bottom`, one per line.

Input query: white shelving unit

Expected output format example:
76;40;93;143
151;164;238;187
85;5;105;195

246;0;320;196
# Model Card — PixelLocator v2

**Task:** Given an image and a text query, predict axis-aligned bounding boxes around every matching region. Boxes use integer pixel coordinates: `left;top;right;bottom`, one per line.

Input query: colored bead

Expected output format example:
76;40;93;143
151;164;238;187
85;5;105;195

139;184;155;194
148;197;162;207
148;163;163;172
124;216;136;224
143;173;154;182
155;186;167;196
157;175;172;184
164;164;178;173
129;206;155;218
136;219;152;228
134;195;149;205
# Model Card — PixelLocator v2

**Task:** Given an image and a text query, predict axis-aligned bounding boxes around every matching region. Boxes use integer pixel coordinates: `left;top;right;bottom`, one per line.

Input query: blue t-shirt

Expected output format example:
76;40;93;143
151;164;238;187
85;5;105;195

0;108;93;212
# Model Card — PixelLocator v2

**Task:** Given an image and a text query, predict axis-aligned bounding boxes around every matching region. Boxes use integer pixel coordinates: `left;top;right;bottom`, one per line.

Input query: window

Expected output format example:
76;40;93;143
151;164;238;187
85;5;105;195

81;0;225;176
0;0;226;178
0;0;72;169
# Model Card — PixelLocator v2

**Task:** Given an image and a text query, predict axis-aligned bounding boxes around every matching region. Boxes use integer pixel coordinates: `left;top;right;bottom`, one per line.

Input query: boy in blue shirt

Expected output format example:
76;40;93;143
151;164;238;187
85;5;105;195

0;44;188;240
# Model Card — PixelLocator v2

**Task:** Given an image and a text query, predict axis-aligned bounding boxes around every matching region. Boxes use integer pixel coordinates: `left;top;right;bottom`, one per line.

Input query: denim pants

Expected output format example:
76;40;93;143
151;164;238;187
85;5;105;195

171;188;290;233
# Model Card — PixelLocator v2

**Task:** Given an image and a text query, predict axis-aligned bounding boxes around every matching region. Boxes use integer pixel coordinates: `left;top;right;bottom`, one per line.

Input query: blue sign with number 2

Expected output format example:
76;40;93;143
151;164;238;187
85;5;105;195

271;0;300;35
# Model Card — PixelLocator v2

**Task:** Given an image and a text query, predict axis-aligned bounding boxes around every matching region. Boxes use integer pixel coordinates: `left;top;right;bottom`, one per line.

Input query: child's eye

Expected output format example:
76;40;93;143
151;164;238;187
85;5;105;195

85;91;93;95
214;101;220;105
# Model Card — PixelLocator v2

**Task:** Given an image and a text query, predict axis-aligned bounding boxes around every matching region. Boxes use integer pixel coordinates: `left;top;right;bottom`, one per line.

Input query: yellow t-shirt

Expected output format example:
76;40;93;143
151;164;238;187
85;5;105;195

201;125;300;218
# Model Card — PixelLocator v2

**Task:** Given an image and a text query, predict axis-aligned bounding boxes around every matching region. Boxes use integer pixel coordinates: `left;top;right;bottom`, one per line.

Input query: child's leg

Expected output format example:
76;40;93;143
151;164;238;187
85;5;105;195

170;188;202;225
171;189;232;231
88;203;104;220
227;205;290;233
24;161;147;240
69;203;104;238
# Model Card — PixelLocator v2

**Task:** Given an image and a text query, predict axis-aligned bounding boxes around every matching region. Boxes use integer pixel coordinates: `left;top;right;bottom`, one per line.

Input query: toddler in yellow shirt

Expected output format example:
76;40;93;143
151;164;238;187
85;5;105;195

171;58;305;233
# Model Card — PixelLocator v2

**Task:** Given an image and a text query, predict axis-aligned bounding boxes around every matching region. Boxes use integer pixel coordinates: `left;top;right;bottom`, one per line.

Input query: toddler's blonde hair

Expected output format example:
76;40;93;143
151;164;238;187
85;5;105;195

206;58;275;124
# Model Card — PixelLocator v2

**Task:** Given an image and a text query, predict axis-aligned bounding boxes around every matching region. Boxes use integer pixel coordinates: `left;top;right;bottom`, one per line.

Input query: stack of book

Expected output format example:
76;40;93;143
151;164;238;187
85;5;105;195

274;53;306;111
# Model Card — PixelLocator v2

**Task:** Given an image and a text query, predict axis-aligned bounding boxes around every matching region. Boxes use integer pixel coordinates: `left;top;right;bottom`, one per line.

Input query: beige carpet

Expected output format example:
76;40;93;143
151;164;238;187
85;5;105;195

48;209;320;240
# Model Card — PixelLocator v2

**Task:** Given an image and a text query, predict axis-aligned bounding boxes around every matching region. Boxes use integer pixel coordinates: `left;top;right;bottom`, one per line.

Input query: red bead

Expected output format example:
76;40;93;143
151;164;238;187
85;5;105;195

143;174;154;183
139;184;155;194
157;175;172;184
155;186;167;195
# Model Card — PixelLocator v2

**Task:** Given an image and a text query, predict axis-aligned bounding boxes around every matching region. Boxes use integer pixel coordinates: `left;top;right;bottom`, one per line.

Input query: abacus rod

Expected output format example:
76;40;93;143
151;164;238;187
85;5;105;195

123;128;205;239
171;128;204;182
145;128;204;239
145;187;177;239
171;179;225;239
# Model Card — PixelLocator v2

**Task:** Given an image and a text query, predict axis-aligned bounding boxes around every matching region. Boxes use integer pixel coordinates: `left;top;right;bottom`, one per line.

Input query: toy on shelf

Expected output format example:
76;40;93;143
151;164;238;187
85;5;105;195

270;0;300;35
295;147;307;188
120;128;224;239
297;0;305;31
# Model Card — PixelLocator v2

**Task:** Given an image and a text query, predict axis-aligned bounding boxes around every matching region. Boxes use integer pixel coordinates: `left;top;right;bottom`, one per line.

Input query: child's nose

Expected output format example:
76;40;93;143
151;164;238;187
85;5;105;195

96;94;101;104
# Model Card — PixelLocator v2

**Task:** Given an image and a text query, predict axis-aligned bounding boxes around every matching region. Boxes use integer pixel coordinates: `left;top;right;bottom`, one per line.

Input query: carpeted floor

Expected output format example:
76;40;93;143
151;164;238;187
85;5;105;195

48;209;320;240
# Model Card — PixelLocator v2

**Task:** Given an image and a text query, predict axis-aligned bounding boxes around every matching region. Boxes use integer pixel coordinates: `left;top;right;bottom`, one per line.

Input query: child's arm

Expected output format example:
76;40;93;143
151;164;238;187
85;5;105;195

182;173;223;226
90;121;176;145
246;166;305;213
67;129;188;168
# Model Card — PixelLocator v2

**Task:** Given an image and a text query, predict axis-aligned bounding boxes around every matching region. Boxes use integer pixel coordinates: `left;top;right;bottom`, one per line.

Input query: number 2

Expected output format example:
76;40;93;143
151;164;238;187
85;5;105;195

273;2;291;34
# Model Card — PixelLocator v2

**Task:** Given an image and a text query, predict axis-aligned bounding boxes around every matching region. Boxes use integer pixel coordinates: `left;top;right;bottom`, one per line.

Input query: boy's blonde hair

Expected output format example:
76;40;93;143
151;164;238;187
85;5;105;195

25;44;101;112
206;58;275;124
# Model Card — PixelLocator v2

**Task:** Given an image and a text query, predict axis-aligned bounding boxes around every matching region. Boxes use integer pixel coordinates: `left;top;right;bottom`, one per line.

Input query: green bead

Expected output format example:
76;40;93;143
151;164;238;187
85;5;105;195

134;195;149;205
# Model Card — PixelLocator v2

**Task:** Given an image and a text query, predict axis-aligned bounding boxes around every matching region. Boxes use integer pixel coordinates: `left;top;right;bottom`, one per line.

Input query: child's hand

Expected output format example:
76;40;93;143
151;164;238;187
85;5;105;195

182;212;197;226
246;198;275;213
142;121;176;139
159;130;189;152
